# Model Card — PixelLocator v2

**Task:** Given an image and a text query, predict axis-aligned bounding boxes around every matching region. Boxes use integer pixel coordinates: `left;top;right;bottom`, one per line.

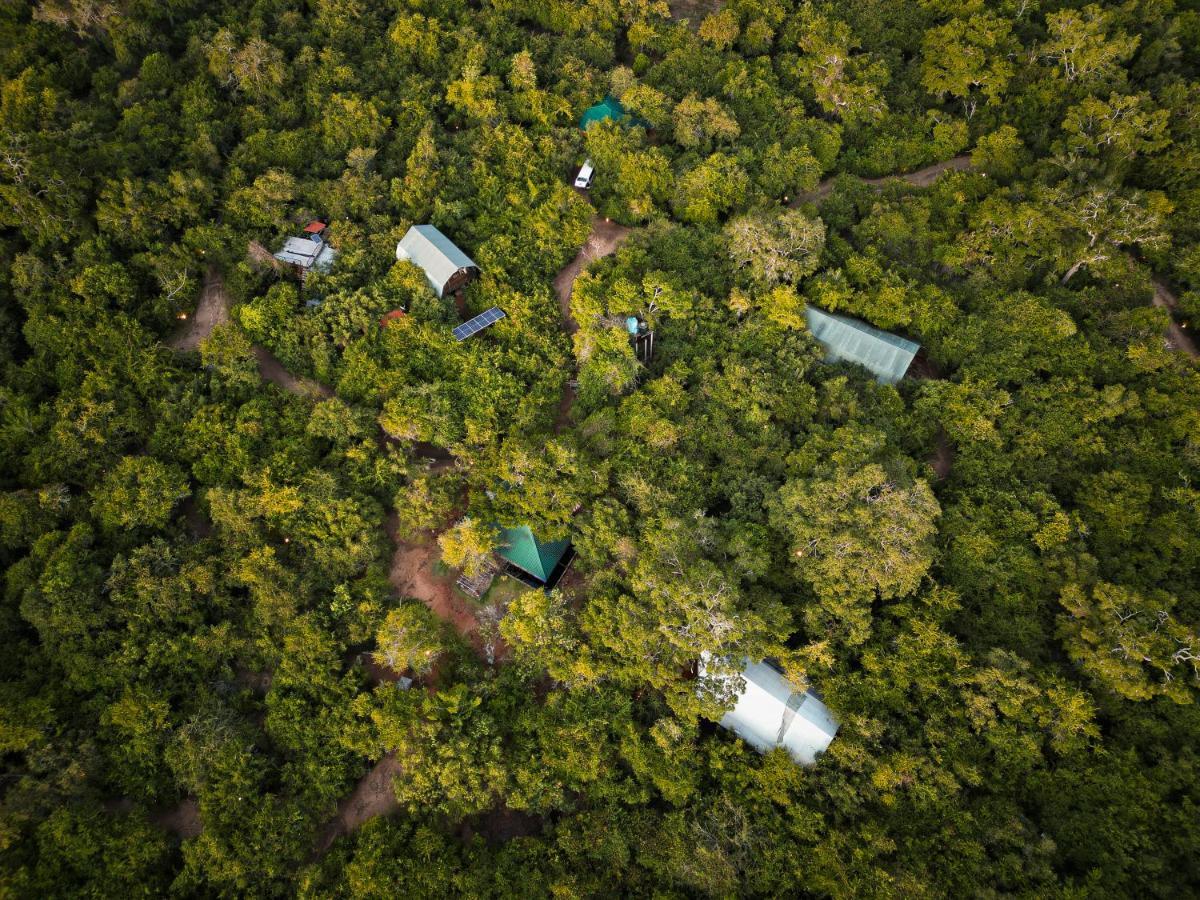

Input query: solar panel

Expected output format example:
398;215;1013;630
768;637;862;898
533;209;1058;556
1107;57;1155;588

452;306;506;341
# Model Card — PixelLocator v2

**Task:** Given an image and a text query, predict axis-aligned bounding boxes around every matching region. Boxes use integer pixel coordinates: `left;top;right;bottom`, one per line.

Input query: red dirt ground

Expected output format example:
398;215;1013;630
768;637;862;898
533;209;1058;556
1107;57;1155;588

383;513;506;662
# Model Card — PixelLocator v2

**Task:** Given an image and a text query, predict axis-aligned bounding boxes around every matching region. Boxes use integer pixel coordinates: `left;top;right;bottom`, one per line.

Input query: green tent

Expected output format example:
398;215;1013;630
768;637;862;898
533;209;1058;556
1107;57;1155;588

580;96;625;130
495;525;571;583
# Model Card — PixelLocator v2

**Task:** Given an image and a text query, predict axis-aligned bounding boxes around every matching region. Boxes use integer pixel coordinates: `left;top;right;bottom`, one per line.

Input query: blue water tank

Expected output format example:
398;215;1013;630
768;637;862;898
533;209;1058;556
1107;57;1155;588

626;316;640;335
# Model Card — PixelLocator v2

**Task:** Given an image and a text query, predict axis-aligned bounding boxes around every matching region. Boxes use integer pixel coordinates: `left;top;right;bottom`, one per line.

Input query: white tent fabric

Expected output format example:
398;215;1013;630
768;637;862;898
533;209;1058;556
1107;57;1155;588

703;656;839;766
804;305;920;385
396;224;478;298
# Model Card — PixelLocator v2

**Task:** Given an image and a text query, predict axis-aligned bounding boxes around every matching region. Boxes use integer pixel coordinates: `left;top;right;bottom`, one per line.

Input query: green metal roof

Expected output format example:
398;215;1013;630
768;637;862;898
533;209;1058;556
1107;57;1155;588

803;306;920;385
580;96;625;130
495;525;570;583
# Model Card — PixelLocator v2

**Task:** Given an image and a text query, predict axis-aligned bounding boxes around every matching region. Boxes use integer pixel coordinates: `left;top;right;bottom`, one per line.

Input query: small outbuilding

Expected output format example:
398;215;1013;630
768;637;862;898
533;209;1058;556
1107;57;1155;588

396;224;479;299
702;656;839;766
274;235;337;275
495;525;573;589
803;306;919;385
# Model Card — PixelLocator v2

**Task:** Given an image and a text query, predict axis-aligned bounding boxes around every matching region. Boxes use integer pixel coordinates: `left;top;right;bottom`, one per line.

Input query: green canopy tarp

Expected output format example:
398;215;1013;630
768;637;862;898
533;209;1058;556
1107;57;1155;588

495;525;570;583
580;96;625;130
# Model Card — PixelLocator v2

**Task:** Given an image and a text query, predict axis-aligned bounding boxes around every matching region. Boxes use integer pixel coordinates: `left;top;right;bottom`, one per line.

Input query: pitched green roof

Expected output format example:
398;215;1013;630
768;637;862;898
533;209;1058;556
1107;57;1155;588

495;525;570;583
803;306;920;385
580;96;625;130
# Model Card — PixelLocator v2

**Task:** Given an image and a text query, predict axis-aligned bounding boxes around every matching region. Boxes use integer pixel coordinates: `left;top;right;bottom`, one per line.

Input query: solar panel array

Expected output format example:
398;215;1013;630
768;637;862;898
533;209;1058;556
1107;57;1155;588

452;306;506;342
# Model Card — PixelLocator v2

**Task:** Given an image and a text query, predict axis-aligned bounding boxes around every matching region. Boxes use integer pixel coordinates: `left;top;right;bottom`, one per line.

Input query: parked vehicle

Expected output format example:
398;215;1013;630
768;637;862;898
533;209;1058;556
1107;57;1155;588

574;159;594;189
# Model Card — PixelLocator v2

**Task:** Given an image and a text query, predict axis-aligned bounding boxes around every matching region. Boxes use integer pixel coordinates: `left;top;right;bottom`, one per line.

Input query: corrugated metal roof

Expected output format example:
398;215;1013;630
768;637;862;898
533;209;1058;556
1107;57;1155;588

274;237;337;271
396;225;478;298
804;306;919;385
495;525;570;583
703;656;839;766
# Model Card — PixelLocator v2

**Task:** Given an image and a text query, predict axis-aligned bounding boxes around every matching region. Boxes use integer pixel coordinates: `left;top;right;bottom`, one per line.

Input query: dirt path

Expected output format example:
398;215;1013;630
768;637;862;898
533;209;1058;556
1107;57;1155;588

553;216;633;336
384;514;487;647
791;155;973;207
154;797;203;839
930;431;954;480
169;268;229;351
314;752;402;853
252;345;334;398
1151;279;1198;358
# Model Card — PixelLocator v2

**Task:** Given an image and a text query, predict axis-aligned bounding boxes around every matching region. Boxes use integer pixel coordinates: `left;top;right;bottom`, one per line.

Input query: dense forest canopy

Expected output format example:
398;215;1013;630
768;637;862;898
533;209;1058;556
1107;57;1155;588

1;0;1199;895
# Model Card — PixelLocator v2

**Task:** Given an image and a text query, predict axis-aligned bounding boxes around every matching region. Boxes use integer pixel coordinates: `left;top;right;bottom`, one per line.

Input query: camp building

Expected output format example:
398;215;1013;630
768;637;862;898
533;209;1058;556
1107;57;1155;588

804;306;919;385
495;525;573;589
274;221;336;275
703;656;840;766
396;224;479;299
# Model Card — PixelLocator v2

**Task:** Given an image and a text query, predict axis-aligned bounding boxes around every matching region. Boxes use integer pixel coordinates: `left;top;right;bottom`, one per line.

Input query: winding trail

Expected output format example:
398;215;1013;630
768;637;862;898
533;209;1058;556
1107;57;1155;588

552;215;633;431
553;215;633;335
167;268;335;397
790;155;973;207
315;752;403;854
252;345;334;398
1151;278;1198;358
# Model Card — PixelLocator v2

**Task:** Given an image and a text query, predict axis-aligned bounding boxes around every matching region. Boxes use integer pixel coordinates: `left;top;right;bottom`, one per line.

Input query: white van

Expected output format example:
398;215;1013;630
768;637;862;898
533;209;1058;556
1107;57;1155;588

574;159;594;189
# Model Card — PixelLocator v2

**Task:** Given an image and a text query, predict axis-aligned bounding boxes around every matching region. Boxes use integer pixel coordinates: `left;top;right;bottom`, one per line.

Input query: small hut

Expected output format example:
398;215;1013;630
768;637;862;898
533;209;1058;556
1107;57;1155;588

495;525;573;589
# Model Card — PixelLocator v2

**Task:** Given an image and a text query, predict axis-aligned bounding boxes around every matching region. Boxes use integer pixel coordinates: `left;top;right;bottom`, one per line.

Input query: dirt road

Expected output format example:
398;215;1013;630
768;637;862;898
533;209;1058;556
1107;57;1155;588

169;268;229;351
553;216;633;335
252;345;335;398
314;752;402;853
1151;279;1198;358
790;155;973;207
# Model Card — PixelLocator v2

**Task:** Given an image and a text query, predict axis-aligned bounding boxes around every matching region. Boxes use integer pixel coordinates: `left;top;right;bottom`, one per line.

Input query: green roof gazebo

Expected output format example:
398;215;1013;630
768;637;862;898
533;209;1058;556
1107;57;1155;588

580;96;625;130
495;525;573;588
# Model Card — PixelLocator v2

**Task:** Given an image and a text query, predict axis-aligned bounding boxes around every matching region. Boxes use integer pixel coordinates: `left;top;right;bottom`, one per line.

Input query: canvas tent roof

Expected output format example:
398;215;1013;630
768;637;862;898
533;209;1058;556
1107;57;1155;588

803;306;919;385
703;656;839;766
396;225;478;298
274;237;337;272
495;525;570;583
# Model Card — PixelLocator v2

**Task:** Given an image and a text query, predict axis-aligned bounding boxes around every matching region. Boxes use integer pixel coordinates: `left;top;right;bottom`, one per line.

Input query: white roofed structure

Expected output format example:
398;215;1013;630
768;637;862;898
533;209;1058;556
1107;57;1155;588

703;656;839;766
396;224;479;298
274;236;337;272
804;306;919;385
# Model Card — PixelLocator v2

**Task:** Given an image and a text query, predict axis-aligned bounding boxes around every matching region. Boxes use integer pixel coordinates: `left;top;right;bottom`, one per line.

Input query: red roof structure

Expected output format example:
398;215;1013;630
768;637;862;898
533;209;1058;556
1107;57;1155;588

303;220;327;234
380;309;407;327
